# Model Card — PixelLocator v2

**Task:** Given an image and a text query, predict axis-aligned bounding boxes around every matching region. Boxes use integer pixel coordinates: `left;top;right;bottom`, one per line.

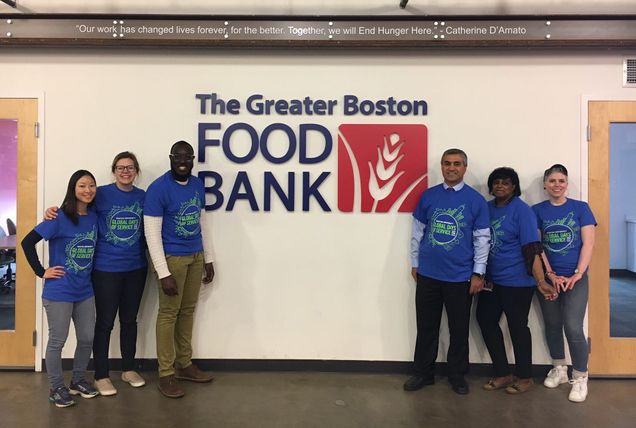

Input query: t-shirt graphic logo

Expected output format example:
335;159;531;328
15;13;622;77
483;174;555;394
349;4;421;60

489;215;506;255
428;205;466;250
338;124;427;212
543;212;577;255
65;225;97;273
174;194;202;237
105;202;143;246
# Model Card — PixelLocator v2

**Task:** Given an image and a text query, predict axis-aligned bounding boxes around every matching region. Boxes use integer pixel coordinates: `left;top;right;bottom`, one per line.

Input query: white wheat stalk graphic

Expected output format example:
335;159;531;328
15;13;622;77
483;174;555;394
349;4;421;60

339;129;428;212
368;133;405;212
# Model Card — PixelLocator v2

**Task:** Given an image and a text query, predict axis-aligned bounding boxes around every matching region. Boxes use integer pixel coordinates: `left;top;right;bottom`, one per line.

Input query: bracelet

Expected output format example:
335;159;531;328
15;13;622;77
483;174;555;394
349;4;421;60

546;271;556;276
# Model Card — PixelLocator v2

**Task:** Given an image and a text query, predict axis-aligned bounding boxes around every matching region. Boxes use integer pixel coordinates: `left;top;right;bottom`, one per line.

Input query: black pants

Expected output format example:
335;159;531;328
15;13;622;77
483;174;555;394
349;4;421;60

476;284;535;379
413;274;472;380
92;268;147;380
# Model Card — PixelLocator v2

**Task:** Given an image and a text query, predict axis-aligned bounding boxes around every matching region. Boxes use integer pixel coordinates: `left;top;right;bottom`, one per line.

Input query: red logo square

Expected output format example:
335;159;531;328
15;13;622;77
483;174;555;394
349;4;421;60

338;124;428;213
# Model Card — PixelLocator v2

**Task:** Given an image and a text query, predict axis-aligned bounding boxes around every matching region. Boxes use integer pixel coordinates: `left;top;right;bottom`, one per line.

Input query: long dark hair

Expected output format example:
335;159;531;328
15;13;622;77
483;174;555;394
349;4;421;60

60;170;96;225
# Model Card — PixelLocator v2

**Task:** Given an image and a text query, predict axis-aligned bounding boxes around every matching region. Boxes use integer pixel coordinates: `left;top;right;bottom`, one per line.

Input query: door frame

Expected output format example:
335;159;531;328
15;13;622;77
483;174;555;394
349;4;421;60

585;97;636;376
0;98;39;368
0;92;44;371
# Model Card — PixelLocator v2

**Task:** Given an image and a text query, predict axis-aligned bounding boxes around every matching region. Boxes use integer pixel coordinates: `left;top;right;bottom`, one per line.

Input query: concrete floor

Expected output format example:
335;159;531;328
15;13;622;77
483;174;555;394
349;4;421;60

1;371;635;428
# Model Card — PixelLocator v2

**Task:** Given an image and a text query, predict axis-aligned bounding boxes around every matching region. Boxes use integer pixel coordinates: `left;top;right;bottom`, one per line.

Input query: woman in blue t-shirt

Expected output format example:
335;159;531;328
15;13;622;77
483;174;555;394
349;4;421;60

21;170;100;408
46;151;147;396
91;152;147;395
477;167;556;394
533;164;596;403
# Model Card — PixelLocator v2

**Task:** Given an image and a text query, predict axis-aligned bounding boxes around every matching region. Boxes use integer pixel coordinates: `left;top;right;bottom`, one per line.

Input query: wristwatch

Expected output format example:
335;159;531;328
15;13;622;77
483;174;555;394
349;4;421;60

574;268;580;274
471;272;485;279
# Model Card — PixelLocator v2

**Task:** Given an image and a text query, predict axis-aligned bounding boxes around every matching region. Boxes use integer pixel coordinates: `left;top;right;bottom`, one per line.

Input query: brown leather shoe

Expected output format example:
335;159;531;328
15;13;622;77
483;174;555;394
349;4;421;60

505;378;534;394
483;375;514;391
158;375;185;398
175;364;214;383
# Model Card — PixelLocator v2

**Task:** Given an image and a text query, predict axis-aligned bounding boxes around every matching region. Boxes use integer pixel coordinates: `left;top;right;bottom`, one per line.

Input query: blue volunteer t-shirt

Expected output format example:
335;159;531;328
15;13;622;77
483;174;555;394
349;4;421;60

35;211;98;302
487;196;539;287
144;171;205;256
413;183;489;282
532;198;597;277
93;183;147;272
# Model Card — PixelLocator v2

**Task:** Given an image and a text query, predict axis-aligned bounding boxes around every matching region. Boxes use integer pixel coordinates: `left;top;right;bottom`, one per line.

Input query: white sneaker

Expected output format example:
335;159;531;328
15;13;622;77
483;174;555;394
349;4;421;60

94;378;117;396
568;376;588;402
544;365;569;388
121;371;146;388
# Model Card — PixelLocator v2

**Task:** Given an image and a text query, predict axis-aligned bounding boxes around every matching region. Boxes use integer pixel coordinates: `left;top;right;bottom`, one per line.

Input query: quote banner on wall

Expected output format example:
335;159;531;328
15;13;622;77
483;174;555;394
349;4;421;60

1;16;636;47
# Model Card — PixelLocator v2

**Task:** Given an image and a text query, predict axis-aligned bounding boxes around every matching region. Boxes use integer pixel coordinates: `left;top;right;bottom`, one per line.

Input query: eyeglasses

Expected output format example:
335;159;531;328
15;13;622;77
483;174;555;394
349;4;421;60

115;165;137;172
170;154;195;162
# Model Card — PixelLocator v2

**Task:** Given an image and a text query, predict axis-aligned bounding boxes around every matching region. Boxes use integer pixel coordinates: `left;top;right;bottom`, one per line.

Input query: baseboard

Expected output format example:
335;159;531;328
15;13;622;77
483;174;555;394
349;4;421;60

610;269;636;278
51;358;553;378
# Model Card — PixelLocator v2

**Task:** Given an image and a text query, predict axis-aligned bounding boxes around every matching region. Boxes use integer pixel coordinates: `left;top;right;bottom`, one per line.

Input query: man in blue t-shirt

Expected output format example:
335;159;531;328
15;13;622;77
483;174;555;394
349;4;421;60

404;148;490;395
144;140;216;399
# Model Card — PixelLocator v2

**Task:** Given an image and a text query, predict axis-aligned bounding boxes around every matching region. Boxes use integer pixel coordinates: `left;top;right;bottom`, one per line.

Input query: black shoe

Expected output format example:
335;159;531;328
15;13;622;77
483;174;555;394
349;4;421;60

449;377;469;395
403;375;435;391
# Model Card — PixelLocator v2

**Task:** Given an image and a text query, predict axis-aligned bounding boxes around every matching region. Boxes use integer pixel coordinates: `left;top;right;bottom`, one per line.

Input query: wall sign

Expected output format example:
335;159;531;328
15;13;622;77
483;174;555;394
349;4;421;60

195;93;428;213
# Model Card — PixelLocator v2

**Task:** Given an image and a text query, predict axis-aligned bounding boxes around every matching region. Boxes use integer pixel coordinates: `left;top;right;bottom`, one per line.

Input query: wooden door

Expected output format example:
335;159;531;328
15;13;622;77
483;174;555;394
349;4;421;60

588;100;636;376
0;99;37;368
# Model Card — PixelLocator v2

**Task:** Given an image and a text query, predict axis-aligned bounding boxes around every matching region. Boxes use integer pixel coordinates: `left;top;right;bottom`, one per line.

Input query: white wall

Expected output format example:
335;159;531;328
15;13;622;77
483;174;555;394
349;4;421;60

2;0;635;15
2;47;632;366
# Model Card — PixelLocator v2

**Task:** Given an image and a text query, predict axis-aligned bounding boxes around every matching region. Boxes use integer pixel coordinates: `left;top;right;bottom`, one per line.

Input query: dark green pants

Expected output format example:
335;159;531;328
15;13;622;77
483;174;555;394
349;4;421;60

156;252;204;377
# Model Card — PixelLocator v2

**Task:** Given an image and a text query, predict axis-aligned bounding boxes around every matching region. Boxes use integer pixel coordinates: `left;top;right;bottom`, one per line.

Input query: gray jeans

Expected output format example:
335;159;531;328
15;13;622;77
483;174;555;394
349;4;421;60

538;274;589;373
43;297;96;390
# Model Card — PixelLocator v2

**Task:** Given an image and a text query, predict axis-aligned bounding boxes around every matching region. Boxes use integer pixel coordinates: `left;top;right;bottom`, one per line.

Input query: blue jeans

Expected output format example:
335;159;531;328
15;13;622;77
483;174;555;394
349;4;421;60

43;297;96;390
538;274;589;373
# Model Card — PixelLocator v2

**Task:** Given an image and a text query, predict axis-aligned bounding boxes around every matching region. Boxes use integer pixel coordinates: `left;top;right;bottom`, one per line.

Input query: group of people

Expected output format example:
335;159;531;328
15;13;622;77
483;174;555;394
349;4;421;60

405;148;596;404
21;141;214;408
21;143;596;408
